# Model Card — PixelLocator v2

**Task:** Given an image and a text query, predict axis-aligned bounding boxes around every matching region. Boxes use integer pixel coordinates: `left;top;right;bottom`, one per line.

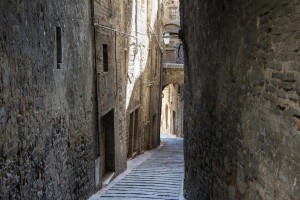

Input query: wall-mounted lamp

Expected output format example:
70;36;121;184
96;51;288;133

163;32;170;45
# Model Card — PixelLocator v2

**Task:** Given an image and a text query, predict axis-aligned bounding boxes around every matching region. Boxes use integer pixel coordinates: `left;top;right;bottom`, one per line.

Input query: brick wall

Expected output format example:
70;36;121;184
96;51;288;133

181;0;300;199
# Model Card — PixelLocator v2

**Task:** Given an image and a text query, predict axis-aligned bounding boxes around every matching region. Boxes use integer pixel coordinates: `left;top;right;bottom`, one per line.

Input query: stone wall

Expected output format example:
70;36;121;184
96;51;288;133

0;0;164;198
0;0;96;199
125;0;163;155
92;0;131;188
163;0;180;28
181;0;300;199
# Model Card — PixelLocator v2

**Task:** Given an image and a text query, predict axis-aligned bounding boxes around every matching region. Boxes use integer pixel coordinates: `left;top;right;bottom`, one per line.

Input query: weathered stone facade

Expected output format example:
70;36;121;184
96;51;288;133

160;0;184;137
162;0;183;65
92;0;130;189
0;0;163;199
181;0;300;199
0;0;96;199
125;0;163;155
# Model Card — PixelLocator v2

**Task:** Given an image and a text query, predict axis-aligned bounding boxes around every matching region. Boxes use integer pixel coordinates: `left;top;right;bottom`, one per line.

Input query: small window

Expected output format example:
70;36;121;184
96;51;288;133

178;85;181;94
169;8;177;19
103;44;108;72
56;27;62;69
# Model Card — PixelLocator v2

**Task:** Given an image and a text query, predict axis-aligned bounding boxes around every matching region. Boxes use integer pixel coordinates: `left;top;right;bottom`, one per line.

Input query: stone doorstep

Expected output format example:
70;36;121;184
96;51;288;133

102;172;116;187
89;149;157;199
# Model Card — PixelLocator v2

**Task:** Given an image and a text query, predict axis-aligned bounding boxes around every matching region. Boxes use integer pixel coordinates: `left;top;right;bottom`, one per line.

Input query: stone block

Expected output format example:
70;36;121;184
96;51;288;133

249;67;265;86
266;85;276;93
288;91;298;101
296;5;300;14
284;72;295;82
280;82;294;91
276;17;289;26
228;186;236;200
237;164;247;195
0;107;5;125
276;88;287;98
262;92;276;102
268;62;282;71
289;62;299;71
296;73;300;94
272;72;285;81
277;52;296;61
271;79;280;87
272;27;282;35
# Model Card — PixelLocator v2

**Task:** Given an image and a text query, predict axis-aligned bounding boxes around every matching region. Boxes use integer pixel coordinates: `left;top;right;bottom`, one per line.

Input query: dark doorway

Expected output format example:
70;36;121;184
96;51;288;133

152;114;157;147
147;123;152;150
127;109;139;159
173;111;176;136
101;109;115;178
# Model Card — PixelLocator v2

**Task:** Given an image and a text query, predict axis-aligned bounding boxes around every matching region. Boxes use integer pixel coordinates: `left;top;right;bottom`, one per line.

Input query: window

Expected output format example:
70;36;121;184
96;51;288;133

103;44;108;72
178;85;181;95
169;8;177;19
56;27;62;69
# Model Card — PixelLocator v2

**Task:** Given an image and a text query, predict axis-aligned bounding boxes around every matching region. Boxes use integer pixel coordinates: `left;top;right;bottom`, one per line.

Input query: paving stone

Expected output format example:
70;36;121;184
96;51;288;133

96;138;184;200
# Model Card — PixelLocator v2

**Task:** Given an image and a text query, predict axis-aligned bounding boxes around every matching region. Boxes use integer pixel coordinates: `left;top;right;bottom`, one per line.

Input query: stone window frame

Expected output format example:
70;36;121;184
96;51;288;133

169;7;177;19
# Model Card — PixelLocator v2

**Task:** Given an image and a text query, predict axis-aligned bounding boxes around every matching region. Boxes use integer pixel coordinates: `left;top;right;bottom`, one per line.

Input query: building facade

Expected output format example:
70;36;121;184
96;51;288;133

125;0;163;155
0;0;163;199
160;0;184;137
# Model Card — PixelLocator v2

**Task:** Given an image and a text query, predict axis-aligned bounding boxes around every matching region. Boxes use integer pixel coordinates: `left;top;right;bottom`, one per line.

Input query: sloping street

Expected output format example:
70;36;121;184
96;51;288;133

90;138;184;200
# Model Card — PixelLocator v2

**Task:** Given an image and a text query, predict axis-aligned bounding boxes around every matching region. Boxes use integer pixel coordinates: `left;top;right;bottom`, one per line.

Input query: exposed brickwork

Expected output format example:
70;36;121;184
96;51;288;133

181;0;300;199
0;0;96;199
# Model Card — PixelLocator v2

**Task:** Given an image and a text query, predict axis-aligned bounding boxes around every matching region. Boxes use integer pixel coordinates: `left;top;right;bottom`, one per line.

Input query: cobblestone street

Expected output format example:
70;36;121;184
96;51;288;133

90;138;184;200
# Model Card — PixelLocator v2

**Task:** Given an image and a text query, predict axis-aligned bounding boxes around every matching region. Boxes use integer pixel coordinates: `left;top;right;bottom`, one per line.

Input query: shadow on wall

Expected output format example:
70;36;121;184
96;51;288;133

182;0;300;199
124;0;163;160
125;51;162;159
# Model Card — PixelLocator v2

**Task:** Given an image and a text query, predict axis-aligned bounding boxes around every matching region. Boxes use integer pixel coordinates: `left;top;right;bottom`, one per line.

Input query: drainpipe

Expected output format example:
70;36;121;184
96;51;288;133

147;27;164;146
148;77;152;148
158;46;163;146
90;0;100;156
115;31;117;98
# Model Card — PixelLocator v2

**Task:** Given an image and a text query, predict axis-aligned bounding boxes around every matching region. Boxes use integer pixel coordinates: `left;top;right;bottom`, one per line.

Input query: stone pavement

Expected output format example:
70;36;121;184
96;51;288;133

89;138;184;200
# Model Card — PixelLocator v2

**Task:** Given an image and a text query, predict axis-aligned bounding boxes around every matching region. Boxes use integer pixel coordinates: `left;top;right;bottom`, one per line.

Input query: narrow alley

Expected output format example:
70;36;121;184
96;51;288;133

1;0;300;199
90;138;184;200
